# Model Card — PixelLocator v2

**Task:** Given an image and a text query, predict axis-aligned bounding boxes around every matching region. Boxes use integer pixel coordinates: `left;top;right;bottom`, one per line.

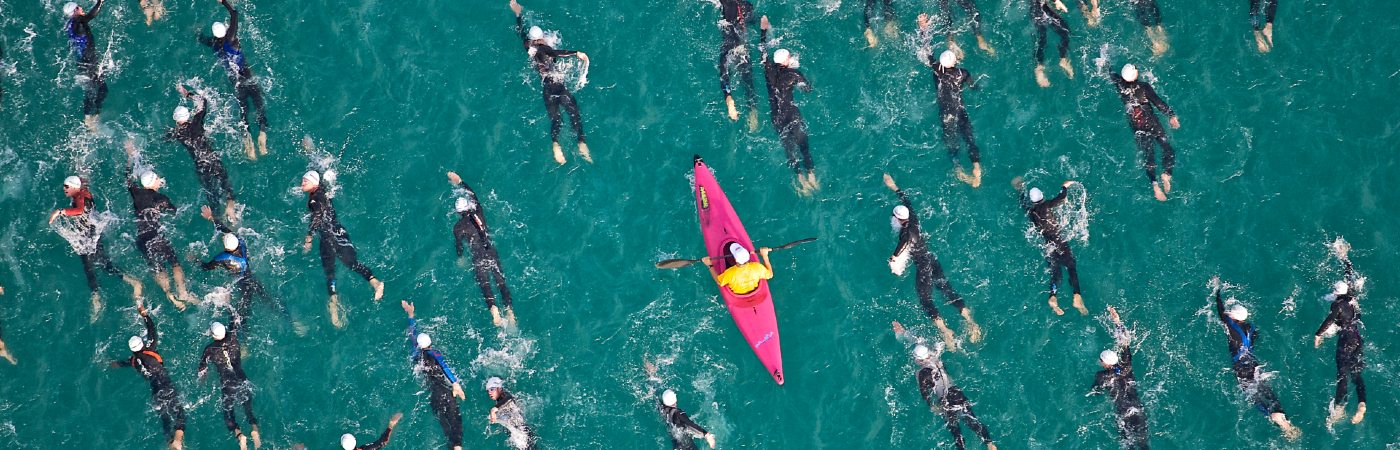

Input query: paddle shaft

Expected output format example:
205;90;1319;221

655;237;816;269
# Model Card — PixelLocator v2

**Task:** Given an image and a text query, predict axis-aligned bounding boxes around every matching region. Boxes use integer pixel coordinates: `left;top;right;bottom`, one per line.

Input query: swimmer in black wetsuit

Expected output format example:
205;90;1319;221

446;171;516;328
933;0;996;56
111;305;186;450
402;301;466;450
1315;242;1366;425
716;0;759;126
61;1;107;129
509;0;592;165
48;175;143;319
300;170;385;328
339;413;403;450
1106;64;1180;201
198;316;261;450
1091;306;1147;450
1014;178;1086;316
913;23;983;186
893;321;998;450
204;0;269;158
1211;285;1300;439
199;205;287;323
759;16;819;194
1250;0;1276;52
884;174;983;347
1029;0;1074;88
166;84;240;221
1131;0;1169;55
486;377;538;450
123;140;192;310
862;0;896;48
658;389;717;449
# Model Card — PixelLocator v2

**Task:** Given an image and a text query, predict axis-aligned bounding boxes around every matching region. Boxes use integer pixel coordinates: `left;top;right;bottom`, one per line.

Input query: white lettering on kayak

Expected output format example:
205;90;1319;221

755;331;774;348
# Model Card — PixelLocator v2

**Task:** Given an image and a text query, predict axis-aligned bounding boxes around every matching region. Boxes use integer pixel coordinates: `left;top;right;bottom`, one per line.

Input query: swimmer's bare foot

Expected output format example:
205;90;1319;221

1048;295;1065;315
971;162;983;188
251;425;262;449
1161;174;1172;193
124;275;144;300
91;292;103;323
955;166;976;186
328;294;346;328
258;131;268;156
725;96;738;121
243;132;256;160
578;142;593;163
864;28;878;48
747;108;760;132
1059;57;1075;78
0;340;16;365
170;430;184;450
1352;402;1366;424
883;20;899;39
1153;182;1167;201
1072;293;1088;315
976;34;995;56
1035;65;1051;87
491;306;504;327
552;142;566;165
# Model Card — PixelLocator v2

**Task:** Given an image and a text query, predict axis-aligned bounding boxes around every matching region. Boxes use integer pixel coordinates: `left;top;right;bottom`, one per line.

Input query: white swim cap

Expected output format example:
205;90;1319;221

939;50;957;69
302;170;321;187
730;243;751;264
416;333;432;349
528;26;544;40
1227;305;1248;322
913;344;930;361
486;376;504;391
210;321;227;340
455;197;472;213
63;2;78;17
139;171;160;189
340;433;356;450
173;106;191;123
1333;281;1349;296
661;389;677;407
223;233;240;251
212;22;227;39
1121;64;1139;82
1028;187;1044;203
1099;350;1119;366
128;336;144;352
773;49;791;66
64;176;83;189
892;205;910;221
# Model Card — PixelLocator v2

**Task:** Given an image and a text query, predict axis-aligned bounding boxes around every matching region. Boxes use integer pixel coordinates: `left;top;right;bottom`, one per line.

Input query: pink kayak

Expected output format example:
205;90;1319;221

691;156;784;385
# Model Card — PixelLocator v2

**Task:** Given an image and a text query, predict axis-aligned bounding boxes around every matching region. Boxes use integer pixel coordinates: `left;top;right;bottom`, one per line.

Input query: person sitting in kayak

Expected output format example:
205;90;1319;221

700;243;772;295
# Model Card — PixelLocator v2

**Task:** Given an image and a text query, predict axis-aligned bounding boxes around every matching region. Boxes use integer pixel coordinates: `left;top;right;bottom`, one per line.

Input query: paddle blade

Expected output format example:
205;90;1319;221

771;237;817;251
655;258;701;269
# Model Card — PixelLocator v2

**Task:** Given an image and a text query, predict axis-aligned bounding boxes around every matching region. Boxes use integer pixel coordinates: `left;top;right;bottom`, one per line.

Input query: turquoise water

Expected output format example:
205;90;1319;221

1;0;1399;448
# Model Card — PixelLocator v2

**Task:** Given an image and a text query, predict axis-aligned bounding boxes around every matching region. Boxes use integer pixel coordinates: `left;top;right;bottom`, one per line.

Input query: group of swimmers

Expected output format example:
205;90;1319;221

2;0;1365;448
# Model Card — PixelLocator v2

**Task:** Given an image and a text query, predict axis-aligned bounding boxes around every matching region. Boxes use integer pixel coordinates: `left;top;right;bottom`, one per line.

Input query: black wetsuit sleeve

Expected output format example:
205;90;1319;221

1315;303;1341;337
211;215;234;234
1341;258;1358;287
1045;187;1069;208
453;221;466;257
191;95;209;127
362;427;394;450
201;255;223;271
673;410;709;437
539;47;578;58
1090;370;1110;393
515;15;529;45
461;182;492;239
115;356;135;367
1143;83;1174;117
78;0;104;23
961;68;979;90
794;70;812;92
222;0;239;44
916;368;936;406
197;343;214;374
142;313;158;349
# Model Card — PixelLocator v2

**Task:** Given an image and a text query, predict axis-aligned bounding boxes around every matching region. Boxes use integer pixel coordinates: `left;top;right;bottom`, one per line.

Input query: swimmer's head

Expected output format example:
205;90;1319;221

1121;64;1139;83
223;233;240;252
64;175;83;190
128;336;145;352
1099;350;1119;366
63;2;79;18
139;171;161;190
661;389;677;407
340;433;356;450
729;243;751;264
893;205;910;221
913;344;931;362
455;197;473;213
301;170;321;192
939;50;957;69
173;106;191;123
1227;305;1248;322
1028;187;1045;203
528;26;544;41
416;333;432;350
212;22;227;39
773;49;792;67
210;321;227;340
1333;281;1349;296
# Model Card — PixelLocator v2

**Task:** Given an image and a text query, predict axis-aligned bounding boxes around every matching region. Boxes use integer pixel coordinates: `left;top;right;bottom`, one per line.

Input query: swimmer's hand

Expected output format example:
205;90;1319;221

47;210;61;224
388;412;403;428
1063;180;1077;189
401;300;414;318
509;0;522;16
489;407;499;423
760;16;770;31
1168;116;1180;129
446;171;462;185
916;13;931;30
705;433;716;448
200;205;214;222
302;236;313;253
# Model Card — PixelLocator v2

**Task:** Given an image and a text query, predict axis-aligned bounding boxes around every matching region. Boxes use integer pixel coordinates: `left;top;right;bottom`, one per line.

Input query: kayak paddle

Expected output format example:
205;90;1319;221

655;237;817;269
